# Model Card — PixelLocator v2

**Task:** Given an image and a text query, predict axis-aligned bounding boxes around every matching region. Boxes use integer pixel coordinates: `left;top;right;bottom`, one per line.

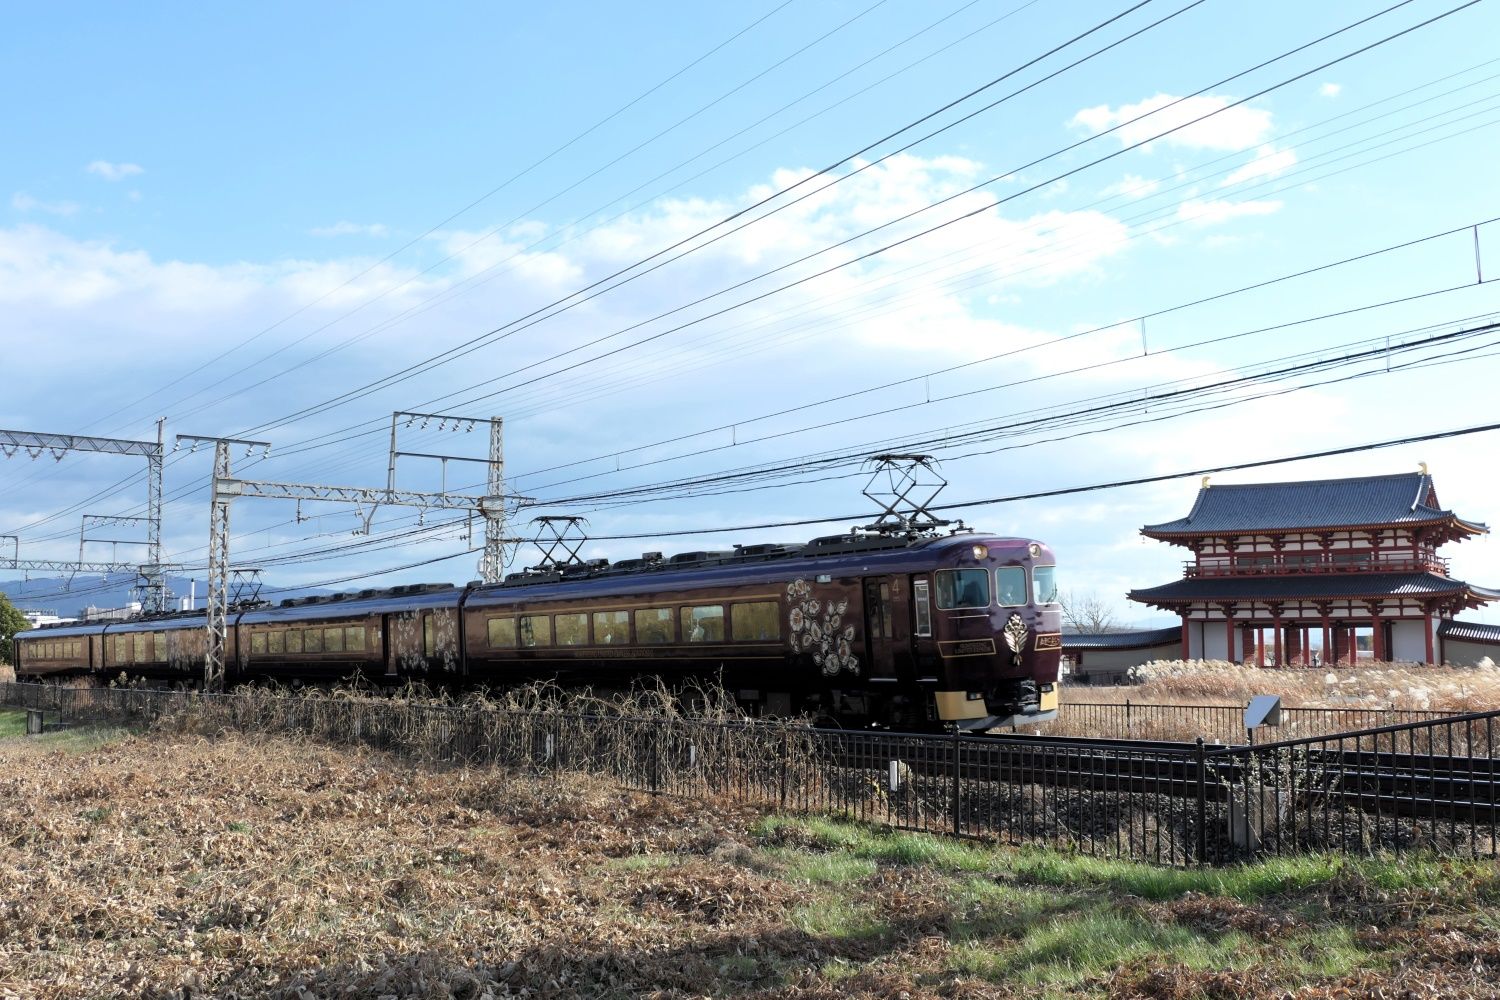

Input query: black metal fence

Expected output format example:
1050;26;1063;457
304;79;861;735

2;683;1495;866
1046;699;1457;745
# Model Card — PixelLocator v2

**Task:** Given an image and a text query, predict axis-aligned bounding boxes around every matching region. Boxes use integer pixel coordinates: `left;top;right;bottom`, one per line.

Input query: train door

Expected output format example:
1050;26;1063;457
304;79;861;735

385;609;424;678
862;577;897;679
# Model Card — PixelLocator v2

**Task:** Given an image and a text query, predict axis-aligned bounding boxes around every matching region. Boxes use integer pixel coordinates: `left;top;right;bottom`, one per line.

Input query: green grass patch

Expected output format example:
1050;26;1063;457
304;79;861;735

1010;846;1500;902
950;905;1255;990
790;895;888;940
754;815;994;872
0;709;25;739
766;848;877;885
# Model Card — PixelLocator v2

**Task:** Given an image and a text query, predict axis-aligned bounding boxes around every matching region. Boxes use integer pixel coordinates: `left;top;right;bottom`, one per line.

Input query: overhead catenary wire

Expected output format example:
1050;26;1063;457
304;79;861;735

241;0;1467;449
8;3;1488;578
264;71;1500;471
230;0;1201;436
75;0;809;438
140;0;1053;436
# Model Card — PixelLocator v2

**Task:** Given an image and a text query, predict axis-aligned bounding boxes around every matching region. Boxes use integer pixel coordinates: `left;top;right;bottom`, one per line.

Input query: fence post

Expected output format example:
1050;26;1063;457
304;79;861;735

779;727;789;810
1126;698;1133;737
951;729;962;836
649;721;659;794
1195;737;1208;866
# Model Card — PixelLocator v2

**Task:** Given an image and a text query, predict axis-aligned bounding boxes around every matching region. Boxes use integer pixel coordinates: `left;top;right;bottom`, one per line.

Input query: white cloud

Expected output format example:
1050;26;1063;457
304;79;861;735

1176;198;1283;225
1070;93;1273;152
1319;82;1342;98
85;160;144;181
310;220;389;238
1222;144;1298;187
1099;174;1161;199
11;192;80;216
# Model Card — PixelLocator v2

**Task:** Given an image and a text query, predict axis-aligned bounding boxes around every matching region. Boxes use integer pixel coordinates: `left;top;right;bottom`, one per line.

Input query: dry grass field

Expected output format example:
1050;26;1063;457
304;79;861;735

3;710;1500;999
1065;659;1500;712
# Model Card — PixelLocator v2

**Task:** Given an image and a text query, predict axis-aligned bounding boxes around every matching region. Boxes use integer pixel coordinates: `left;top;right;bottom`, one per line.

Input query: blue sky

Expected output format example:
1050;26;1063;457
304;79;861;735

3;0;1500;624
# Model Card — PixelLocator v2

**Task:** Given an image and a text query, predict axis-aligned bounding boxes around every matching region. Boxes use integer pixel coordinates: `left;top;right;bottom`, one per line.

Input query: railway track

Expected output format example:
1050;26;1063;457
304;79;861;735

813;729;1499;823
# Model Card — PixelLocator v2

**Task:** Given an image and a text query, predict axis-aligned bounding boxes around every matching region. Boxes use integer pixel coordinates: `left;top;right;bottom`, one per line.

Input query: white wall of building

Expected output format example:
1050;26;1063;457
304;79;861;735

1443;637;1500;666
1389;620;1431;662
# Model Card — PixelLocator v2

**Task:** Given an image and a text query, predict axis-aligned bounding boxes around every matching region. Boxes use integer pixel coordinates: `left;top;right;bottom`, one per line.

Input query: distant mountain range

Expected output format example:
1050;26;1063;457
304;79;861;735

0;574;339;619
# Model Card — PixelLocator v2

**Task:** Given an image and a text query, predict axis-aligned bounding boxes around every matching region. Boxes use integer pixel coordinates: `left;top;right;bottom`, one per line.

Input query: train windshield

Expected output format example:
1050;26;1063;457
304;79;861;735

996;566;1026;606
935;569;990;609
1032;565;1059;605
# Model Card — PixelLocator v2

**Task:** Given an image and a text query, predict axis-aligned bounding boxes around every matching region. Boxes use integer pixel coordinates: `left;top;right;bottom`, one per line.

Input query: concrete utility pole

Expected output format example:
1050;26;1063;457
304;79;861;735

179;414;508;692
0;424;169;611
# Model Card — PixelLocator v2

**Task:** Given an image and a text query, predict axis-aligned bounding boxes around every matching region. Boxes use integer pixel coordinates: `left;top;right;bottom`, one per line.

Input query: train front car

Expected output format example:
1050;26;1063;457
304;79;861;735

925;536;1062;731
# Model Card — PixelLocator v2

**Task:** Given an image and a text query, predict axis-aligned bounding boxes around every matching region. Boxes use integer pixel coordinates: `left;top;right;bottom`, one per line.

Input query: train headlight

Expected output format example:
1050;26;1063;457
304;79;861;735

1028;542;1041;559
971;544;988;560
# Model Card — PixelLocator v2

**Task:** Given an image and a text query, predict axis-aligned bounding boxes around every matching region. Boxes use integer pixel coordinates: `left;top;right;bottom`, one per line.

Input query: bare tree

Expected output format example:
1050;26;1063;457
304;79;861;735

1060;588;1120;633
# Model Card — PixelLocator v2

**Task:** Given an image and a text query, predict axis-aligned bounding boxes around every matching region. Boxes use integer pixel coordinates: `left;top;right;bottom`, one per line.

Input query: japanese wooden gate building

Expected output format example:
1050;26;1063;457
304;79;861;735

1128;470;1498;665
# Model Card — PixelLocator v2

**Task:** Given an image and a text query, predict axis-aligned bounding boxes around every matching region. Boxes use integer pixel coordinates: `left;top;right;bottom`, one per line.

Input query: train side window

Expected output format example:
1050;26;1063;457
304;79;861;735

250;633;267;655
519;616;552;647
325;628;345;653
134;633;148;661
593;610;630;645
914;580;932;636
305;628;324;653
934;569;990;610
286;629;304;653
487;617;518;648
423;615;435;656
731;601;780;641
74;640;83;658
996;566;1027;607
1032;565;1059;605
555;613;588;646
345;627;366;651
634;608;674;644
681;605;724;642
268;630;285;654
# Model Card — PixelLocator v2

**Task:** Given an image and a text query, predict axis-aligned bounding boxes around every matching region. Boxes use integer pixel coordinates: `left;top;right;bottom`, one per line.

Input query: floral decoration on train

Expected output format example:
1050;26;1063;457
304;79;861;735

1002;612;1028;667
786;578;858;676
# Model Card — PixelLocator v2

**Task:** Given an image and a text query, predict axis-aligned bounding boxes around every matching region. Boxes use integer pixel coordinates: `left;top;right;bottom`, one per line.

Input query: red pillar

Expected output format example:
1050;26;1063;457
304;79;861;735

1371;612;1384;662
1320;614;1332;668
1423;611;1434;664
1225;616;1237;663
1256;627;1266;667
1180;616;1191;661
1272;613;1284;666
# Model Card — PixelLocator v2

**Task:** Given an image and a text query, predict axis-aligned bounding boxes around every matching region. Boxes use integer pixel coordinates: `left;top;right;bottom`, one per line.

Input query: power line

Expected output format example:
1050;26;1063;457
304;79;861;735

75;0;807;438
249;0;1463;445
232;0;1192;435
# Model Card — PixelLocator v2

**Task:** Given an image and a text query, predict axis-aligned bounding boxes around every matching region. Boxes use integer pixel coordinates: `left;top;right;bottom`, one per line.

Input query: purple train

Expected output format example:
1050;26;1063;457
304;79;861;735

14;530;1062;730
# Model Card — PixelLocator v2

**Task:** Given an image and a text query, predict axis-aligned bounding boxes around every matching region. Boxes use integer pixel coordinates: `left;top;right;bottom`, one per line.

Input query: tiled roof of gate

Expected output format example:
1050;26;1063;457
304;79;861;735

1062;627;1181;650
1438;619;1500;644
1128;573;1500;607
1142;472;1488;537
